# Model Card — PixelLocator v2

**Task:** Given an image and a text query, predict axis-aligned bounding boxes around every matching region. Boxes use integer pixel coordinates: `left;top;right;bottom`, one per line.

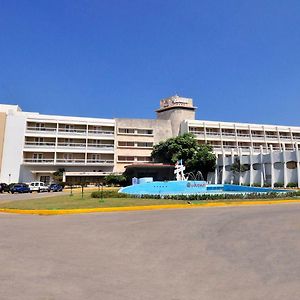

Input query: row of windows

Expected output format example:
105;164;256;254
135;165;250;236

118;141;153;148
118;156;152;162
118;128;153;135
190;127;300;139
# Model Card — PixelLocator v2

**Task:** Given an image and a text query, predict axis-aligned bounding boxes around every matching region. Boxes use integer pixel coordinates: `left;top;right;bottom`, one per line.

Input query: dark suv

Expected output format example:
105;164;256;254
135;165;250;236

48;184;63;192
0;183;10;193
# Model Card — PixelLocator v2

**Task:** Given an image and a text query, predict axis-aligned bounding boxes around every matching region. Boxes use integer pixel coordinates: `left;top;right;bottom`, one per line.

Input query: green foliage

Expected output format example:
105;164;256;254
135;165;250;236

91;191;299;201
263;183;271;187
53;168;65;183
91;190;128;198
230;158;248;174
151;133;216;179
104;175;127;186
287;182;298;188
252;183;261;187
274;182;284;188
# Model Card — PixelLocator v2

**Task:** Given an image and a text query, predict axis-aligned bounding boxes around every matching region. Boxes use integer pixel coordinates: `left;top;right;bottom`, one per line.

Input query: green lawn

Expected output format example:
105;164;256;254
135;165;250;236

0;189;299;210
0;193;187;210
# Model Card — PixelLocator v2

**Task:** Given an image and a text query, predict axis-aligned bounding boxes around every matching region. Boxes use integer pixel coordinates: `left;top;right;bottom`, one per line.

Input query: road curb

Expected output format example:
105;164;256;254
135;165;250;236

0;199;300;215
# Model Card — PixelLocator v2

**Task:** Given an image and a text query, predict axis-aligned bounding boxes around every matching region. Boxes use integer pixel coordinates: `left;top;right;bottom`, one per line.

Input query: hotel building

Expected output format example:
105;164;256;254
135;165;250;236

0;95;300;187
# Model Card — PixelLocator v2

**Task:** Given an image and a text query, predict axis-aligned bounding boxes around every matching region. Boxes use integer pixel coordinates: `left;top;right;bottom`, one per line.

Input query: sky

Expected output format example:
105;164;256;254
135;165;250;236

0;0;299;125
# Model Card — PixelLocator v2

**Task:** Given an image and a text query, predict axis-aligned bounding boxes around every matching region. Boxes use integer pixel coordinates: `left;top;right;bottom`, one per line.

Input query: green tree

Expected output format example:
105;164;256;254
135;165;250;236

230;158;248;183
151;133;216;179
230;158;248;174
104;174;127;186
53;168;65;183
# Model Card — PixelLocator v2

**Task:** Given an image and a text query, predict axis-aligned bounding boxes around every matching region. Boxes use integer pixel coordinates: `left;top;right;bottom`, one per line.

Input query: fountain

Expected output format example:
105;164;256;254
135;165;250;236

119;160;288;196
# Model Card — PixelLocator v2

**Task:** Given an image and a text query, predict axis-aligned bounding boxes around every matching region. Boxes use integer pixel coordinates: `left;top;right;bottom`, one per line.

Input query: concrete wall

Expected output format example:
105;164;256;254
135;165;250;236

212;145;300;187
157;108;195;137
114;118;172;172
0;112;7;175
0;112;27;183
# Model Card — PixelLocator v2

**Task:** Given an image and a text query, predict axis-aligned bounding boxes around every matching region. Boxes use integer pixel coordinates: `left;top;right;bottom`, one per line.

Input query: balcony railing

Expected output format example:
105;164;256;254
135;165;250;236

56;158;86;164
57;142;86;148
87;144;114;149
26;126;57;133
58;128;87;135
265;135;278;139
251;134;265;139
222;132;236;137
23;158;55;164
86;159;114;164
88;130;114;136
24;142;56;148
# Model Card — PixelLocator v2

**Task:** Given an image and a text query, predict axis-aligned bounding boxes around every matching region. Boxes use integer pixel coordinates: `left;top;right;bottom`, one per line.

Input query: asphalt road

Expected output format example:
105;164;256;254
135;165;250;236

0;191;64;202
0;204;300;300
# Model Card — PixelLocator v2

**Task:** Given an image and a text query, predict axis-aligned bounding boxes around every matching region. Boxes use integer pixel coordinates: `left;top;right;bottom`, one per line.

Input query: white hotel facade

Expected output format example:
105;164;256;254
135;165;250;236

0;95;300;187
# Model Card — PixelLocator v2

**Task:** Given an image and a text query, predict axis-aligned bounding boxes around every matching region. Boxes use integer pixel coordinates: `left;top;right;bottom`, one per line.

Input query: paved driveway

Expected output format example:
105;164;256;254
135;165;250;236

0;204;300;299
0;191;64;202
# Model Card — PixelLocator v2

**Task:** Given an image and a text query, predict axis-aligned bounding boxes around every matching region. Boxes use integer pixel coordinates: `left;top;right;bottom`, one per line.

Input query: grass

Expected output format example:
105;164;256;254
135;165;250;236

0;188;299;210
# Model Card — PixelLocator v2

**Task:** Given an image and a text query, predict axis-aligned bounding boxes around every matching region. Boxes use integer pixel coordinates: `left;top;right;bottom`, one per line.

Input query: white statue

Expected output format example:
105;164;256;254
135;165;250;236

174;159;187;181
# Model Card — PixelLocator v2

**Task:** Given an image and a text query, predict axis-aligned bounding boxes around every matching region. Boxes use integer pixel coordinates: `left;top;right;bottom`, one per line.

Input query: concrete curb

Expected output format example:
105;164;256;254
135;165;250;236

0;199;300;215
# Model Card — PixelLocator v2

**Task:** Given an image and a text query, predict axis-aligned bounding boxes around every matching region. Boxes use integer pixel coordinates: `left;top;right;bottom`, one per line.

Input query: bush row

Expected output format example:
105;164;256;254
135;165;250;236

91;190;300;201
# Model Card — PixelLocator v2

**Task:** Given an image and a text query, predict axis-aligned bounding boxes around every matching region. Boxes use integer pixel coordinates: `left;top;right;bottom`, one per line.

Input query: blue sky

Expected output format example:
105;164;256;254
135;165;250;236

0;0;299;125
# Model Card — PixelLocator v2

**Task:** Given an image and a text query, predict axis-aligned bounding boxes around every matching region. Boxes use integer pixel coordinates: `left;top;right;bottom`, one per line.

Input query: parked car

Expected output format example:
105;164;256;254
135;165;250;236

29;182;49;193
10;183;31;194
48;184;64;192
0;183;10;193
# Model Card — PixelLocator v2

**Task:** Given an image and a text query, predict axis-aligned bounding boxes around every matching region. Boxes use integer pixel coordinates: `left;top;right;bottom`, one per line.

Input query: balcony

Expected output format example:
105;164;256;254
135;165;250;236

58;128;87;135
279;135;291;140
26;126;57;134
24;141;56;148
23;158;55;164
57;142;86;149
221;132;236;137
87;143;114;150
251;134;265;140
86;159;114;165
88;130;114;136
265;135;278;140
56;159;86;164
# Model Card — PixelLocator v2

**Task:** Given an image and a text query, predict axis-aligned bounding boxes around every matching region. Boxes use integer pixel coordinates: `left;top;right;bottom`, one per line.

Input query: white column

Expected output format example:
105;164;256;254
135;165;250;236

214;156;218;184
249;146;253;186
282;144;287;188
238;147;242;185
296;143;300;188
269;145;274;188
260;145;264;187
231;149;235;184
221;153;225;185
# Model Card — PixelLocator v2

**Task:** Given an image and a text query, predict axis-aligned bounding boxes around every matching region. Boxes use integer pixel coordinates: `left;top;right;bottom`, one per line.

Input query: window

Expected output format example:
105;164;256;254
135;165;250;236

118;128;135;134
136;129;153;135
118;141;135;147
137;156;152;162
136;142;153;148
33;153;43;162
118;156;134;162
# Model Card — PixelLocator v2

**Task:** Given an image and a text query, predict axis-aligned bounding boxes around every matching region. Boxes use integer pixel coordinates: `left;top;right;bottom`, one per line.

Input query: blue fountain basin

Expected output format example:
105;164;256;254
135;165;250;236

119;181;287;196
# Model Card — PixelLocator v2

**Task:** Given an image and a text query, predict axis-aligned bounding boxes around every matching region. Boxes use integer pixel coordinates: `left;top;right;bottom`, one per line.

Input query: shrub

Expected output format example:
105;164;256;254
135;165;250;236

263;183;271;187
91;190;129;198
104;175;127;186
287;182;298;188
274;182;284;188
252;183;261;187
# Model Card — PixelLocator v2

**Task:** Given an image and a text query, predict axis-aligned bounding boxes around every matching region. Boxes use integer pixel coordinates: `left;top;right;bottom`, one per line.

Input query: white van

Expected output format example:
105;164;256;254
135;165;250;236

29;182;49;192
